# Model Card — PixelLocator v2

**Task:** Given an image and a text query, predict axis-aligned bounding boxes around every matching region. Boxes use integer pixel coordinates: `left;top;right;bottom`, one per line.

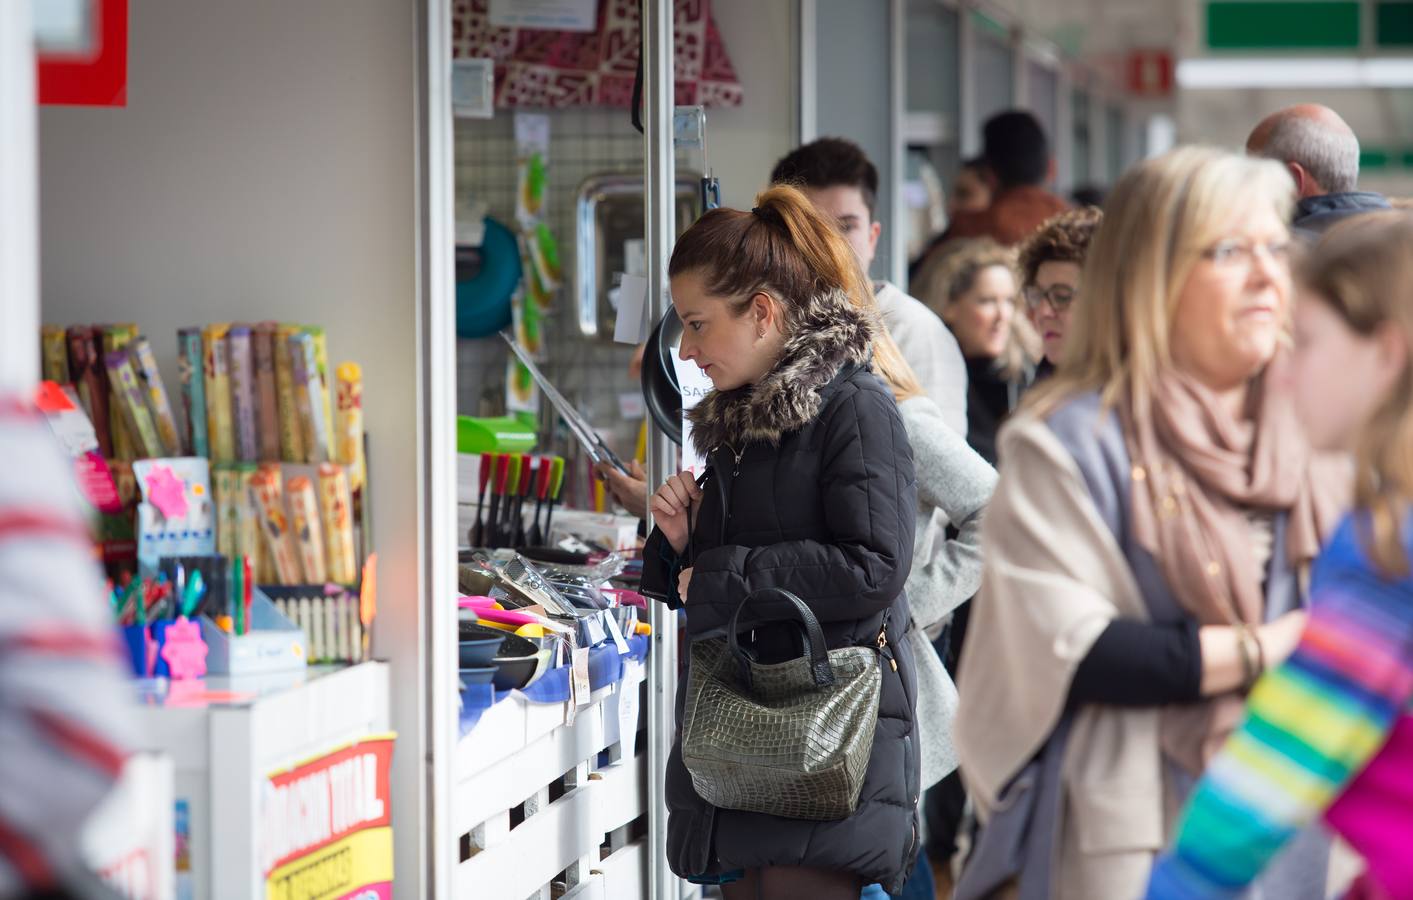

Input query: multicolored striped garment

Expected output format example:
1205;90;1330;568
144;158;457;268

1147;512;1413;899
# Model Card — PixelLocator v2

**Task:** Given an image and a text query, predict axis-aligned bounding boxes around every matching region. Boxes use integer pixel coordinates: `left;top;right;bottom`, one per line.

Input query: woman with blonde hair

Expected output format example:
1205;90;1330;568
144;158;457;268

1149;212;1413;899
953;146;1346;900
915;239;1039;463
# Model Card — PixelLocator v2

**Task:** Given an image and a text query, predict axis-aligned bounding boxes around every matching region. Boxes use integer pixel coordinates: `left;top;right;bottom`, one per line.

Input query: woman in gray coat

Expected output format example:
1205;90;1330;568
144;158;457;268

869;330;995;788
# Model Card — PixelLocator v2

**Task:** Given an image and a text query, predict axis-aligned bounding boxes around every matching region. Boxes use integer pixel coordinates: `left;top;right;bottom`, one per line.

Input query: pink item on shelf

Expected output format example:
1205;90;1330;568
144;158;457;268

457;595;543;627
457;595;500;610
471;606;543;629
158;617;208;680
143;463;190;519
601;587;647;609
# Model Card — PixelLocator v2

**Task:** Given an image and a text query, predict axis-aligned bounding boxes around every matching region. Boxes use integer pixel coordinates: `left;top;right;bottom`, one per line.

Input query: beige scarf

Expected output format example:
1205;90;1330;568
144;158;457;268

1122;356;1347;774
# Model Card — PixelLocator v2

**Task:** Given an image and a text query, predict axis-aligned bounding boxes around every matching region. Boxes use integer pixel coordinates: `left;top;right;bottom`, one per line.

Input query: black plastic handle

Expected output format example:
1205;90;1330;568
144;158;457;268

725;587;835;688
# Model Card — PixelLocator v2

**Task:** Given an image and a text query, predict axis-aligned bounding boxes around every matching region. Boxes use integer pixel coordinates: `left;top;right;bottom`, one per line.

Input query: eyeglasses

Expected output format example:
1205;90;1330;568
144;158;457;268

1022;284;1077;312
1201;238;1292;269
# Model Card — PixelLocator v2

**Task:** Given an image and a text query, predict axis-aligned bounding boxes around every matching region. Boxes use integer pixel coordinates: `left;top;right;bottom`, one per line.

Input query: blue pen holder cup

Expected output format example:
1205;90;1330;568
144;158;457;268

149;620;177;678
121;623;154;678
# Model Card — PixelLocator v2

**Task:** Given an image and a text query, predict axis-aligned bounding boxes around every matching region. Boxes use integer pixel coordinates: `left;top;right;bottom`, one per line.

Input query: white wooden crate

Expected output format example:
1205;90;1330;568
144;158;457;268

456;661;650;900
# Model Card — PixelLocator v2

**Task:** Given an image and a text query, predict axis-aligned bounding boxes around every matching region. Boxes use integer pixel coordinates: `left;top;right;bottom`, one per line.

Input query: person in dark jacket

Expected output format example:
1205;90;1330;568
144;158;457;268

640;185;920;898
1247;103;1391;240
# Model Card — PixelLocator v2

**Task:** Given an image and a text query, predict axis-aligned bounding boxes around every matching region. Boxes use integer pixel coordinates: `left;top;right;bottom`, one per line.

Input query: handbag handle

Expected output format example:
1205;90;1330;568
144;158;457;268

725;587;835;688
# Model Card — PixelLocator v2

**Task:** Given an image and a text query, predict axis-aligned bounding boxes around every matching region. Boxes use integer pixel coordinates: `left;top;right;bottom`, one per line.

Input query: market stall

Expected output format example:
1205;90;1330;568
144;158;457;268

29;2;438;896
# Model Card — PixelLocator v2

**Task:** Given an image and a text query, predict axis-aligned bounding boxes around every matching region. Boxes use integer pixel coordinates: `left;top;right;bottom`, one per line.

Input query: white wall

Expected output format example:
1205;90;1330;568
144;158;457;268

704;0;800;208
37;2;428;896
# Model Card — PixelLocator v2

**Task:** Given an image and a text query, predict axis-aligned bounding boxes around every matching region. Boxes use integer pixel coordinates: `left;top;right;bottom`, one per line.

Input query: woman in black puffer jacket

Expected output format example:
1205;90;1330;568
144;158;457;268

641;185;920;898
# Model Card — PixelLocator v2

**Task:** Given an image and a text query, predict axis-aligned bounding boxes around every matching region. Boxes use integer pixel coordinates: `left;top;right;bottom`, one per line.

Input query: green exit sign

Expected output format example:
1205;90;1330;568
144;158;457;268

1207;1;1362;49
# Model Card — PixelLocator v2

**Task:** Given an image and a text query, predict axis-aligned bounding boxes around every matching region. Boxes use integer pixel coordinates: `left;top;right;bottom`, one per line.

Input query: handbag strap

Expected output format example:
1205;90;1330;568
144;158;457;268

725;587;835;688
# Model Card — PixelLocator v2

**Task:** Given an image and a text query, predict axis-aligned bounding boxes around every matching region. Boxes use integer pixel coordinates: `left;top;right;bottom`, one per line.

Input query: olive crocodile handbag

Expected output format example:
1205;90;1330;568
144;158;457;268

681;587;882;821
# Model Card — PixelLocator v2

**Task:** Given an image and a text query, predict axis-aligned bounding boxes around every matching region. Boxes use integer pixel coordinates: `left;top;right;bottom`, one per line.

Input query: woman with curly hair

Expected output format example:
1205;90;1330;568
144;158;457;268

1017;206;1104;379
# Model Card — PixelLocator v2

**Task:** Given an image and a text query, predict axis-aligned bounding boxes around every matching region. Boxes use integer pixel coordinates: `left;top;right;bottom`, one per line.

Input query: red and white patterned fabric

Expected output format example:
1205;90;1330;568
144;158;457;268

0;397;135;894
452;0;743;109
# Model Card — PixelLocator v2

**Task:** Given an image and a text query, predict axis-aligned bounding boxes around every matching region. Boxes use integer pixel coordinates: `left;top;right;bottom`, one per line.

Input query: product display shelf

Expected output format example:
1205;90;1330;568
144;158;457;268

132;661;391;900
455;659;659;900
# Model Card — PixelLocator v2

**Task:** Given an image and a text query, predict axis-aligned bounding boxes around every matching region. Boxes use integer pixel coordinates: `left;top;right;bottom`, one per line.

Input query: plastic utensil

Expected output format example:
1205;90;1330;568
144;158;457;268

601;587;648;609
512;453;533;547
542;457;566;541
498;455;522;548
457;595;501;610
470;452;492;547
472;606;544;628
486;455;509;549
527;456;553;547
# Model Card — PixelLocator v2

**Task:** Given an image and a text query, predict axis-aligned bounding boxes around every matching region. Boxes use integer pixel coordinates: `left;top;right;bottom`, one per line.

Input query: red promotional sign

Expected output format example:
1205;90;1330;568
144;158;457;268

1126;49;1174;98
259;735;396;900
38;0;128;107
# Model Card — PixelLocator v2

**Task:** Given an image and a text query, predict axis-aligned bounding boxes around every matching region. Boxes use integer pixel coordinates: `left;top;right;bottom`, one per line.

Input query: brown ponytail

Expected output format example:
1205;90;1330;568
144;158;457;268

668;185;875;326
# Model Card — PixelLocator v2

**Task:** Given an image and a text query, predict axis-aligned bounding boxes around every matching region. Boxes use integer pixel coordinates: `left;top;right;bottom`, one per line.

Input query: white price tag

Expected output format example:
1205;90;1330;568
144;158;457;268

572;648;592;707
617;659;642;758
585;614;607;647
604;612;631;656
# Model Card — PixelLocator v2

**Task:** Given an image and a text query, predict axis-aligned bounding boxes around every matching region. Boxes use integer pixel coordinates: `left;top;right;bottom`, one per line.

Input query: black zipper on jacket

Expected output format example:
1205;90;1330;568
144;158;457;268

710;444;740;548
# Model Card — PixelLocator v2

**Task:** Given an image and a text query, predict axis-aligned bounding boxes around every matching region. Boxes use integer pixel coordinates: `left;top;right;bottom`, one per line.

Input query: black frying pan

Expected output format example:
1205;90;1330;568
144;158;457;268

641;307;684;445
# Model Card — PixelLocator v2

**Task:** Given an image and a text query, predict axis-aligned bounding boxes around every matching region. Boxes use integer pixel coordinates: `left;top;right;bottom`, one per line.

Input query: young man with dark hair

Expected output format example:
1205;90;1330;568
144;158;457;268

772;138;969;436
947;110;1068;247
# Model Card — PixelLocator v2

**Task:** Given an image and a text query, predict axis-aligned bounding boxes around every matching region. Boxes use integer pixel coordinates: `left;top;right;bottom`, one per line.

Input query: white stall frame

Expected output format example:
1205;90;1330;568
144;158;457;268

455;662;650;899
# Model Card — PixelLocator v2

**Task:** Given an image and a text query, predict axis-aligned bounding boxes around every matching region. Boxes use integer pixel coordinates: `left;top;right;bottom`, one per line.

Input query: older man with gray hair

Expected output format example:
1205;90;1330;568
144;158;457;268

1247;103;1391;239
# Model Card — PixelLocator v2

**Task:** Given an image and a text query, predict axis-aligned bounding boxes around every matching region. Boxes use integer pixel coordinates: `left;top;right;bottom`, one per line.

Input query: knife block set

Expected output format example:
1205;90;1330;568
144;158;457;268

467;453;566;550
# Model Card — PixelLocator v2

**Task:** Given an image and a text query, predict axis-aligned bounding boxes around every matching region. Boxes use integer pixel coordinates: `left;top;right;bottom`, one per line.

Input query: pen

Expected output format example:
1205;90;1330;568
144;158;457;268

243;555;253;635
180;569;205;619
233;556;245;636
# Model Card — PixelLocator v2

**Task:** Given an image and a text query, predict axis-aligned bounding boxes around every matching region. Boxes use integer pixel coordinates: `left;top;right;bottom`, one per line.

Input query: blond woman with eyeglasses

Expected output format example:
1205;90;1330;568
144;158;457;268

953;147;1349;900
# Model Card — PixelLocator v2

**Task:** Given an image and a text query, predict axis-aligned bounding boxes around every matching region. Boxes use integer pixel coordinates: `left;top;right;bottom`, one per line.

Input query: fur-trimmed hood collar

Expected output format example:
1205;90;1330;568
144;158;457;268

687;288;875;456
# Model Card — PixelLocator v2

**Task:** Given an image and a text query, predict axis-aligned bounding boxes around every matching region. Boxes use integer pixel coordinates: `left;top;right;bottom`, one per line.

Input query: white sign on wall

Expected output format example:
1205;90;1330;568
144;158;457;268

488;0;597;32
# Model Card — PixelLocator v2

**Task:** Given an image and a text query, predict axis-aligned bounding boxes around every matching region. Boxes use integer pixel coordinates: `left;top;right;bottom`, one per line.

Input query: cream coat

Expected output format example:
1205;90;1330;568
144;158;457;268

955;411;1174;900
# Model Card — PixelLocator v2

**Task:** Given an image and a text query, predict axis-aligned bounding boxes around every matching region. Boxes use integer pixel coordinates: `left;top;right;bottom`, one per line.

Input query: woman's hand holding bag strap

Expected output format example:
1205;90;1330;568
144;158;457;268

681;586;885;821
